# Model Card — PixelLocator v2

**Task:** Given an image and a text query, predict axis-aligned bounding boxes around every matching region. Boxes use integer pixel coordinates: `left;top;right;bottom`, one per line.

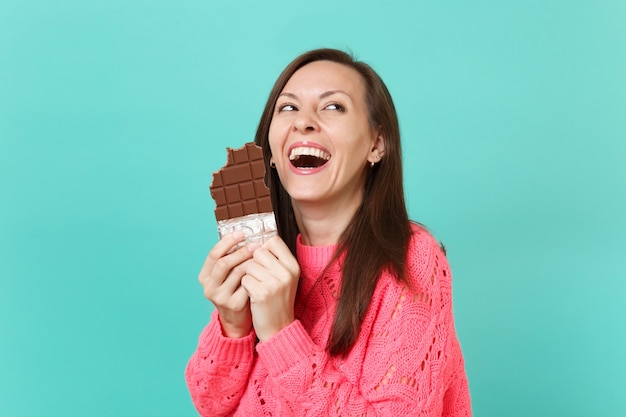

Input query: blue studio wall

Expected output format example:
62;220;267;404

1;1;625;416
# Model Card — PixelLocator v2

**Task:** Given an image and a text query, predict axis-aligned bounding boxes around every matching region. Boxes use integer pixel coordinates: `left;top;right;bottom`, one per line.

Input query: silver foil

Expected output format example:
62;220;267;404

217;212;277;249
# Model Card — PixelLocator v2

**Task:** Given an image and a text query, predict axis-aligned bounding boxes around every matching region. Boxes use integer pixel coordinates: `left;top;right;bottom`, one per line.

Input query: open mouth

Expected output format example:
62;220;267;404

289;146;331;169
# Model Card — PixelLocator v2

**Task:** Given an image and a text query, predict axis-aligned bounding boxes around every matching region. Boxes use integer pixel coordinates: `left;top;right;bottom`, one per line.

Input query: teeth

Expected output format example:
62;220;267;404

288;147;331;161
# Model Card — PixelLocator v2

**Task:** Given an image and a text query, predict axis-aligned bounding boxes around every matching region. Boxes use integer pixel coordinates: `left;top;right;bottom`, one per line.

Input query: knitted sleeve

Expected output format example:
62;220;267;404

185;310;256;417
255;229;471;416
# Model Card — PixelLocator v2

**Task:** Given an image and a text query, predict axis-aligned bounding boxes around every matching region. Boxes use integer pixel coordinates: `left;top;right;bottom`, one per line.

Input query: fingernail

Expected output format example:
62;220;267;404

232;231;245;239
247;243;259;253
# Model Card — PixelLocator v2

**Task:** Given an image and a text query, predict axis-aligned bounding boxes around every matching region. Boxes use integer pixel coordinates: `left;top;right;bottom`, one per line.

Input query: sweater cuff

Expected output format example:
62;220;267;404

256;320;319;377
196;310;256;364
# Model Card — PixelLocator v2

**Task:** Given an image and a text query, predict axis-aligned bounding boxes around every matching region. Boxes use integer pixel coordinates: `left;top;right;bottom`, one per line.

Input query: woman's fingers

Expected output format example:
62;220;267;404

201;231;244;271
219;259;252;295
194;232;257;338
263;236;300;275
246;236;300;283
239;236;300;341
199;233;251;289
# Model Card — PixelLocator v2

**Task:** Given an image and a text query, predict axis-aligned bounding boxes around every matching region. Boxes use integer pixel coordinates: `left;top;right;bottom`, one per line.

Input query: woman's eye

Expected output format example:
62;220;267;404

325;103;345;112
277;104;297;112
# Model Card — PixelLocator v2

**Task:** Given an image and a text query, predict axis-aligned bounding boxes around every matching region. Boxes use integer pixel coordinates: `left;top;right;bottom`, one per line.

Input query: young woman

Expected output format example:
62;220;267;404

186;48;471;416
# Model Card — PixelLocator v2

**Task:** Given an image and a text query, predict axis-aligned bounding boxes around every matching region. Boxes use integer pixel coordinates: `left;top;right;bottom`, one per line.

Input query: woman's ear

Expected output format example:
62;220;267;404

369;129;385;164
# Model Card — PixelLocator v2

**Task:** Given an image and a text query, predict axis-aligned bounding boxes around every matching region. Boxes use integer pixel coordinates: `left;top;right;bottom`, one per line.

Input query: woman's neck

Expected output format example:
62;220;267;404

292;196;362;246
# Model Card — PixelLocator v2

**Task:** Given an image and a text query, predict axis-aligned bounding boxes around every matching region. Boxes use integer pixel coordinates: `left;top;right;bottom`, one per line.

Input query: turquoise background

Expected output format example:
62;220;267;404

1;0;624;415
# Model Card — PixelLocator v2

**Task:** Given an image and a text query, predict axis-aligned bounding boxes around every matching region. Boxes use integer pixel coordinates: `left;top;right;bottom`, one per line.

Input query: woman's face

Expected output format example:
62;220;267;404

268;60;384;210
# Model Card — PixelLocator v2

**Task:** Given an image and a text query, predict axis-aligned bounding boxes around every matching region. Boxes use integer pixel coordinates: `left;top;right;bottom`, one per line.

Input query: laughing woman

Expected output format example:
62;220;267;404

185;48;472;416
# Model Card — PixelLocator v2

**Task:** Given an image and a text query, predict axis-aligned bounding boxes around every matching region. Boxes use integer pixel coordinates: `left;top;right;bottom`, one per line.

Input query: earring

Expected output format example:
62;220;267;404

370;160;375;168
270;159;276;168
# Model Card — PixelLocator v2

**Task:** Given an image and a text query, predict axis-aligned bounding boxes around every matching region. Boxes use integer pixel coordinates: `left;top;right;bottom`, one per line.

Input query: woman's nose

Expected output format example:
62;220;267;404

293;110;319;132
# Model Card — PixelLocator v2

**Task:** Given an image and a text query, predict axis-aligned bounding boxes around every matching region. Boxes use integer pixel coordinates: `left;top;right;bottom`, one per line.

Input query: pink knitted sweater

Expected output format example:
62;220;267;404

186;224;471;416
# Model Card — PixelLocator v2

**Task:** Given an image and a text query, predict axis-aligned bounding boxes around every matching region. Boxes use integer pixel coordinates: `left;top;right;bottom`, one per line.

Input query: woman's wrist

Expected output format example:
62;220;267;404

218;313;252;338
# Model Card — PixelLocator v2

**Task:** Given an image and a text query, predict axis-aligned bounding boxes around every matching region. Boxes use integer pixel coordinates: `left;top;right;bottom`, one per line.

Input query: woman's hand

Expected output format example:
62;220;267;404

241;236;301;342
198;231;254;338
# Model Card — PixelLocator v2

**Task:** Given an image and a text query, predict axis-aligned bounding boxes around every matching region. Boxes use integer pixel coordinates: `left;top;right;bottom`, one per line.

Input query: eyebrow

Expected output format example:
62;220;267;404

278;90;352;100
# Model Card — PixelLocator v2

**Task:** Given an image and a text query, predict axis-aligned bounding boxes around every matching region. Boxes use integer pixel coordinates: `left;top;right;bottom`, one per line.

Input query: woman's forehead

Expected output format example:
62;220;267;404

282;60;366;97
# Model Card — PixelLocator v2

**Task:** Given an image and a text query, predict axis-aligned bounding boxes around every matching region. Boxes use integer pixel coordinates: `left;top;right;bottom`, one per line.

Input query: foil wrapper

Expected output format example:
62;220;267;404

217;212;277;249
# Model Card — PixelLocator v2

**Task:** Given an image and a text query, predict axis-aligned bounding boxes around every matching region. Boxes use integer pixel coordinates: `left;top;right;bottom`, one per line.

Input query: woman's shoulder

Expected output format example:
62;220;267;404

404;222;452;293
370;222;453;327
406;222;446;262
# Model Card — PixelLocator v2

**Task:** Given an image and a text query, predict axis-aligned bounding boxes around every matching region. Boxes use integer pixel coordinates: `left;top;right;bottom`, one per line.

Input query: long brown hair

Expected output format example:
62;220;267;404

254;48;412;357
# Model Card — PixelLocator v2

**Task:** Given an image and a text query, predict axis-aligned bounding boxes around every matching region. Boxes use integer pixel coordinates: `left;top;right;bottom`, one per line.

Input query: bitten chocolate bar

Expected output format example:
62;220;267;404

210;142;276;247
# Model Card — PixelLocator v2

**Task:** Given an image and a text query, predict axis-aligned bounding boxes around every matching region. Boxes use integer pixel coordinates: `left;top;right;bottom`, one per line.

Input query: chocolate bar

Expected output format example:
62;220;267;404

210;142;276;247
